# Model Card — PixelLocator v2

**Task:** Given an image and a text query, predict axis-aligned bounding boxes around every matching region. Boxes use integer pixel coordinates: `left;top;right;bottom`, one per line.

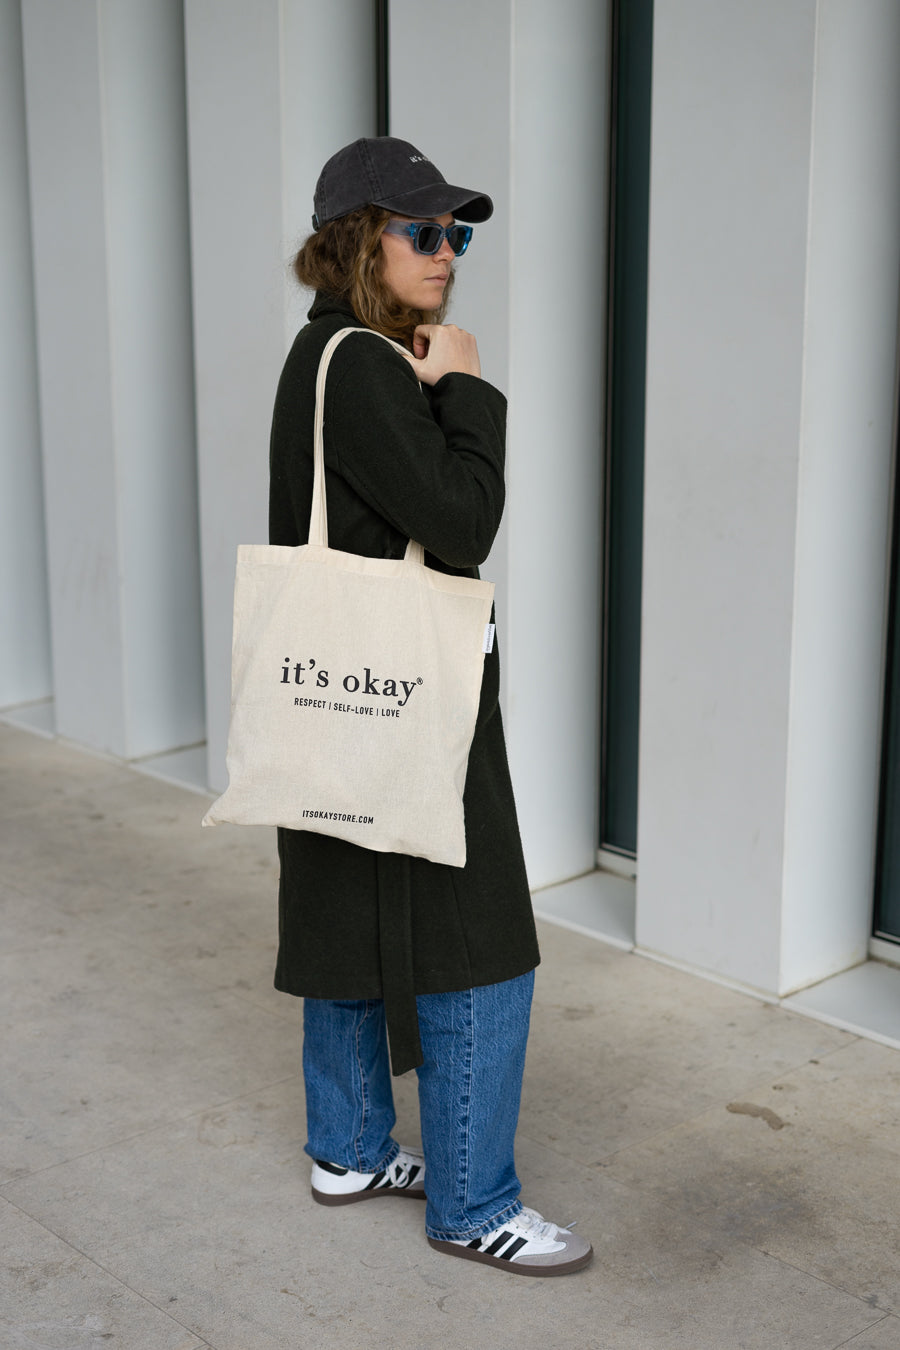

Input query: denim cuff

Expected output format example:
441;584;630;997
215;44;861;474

425;1197;523;1243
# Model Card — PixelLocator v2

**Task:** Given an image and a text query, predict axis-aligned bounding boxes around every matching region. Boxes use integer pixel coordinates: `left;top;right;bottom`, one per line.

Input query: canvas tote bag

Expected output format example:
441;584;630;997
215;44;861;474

202;326;495;867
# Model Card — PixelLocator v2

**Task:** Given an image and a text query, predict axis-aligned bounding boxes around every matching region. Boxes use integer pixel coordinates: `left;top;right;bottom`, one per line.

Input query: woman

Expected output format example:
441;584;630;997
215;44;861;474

269;136;592;1276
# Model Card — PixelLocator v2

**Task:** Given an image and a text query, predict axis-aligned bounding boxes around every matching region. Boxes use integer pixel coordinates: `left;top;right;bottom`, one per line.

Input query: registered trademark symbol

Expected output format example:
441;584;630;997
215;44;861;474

417;677;423;685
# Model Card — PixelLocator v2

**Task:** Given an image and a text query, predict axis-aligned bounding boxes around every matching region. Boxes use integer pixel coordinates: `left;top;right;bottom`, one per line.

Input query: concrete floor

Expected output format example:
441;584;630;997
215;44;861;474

2;720;899;1350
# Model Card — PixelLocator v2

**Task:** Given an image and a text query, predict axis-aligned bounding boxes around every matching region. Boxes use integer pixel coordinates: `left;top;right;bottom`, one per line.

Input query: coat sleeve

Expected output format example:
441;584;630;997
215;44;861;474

323;331;507;568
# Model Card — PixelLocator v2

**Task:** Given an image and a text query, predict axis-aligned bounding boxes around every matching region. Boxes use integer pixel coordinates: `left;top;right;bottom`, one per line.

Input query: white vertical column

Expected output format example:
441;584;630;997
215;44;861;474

637;0;900;994
637;0;816;991
185;0;378;791
780;0;900;990
391;0;610;889
0;0;51;709
505;0;609;888
21;0;202;758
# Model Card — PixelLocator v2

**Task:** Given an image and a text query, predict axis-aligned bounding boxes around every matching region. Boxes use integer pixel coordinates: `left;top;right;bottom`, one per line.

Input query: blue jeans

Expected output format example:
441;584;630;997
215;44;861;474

302;970;535;1240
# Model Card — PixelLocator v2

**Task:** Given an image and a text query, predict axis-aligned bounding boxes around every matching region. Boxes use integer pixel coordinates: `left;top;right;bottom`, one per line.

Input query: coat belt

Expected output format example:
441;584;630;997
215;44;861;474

375;853;423;1075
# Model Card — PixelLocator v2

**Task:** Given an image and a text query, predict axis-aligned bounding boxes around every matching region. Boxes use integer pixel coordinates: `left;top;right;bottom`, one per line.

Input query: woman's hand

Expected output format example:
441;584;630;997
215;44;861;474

406;324;481;385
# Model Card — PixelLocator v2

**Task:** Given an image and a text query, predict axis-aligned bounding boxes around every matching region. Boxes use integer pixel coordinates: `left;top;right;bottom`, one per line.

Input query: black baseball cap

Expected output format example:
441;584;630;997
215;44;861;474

311;136;493;230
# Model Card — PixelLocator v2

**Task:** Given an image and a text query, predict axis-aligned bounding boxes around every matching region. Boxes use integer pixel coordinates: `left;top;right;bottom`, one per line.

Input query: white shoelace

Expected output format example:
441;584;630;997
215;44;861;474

516;1207;561;1241
387;1150;423;1185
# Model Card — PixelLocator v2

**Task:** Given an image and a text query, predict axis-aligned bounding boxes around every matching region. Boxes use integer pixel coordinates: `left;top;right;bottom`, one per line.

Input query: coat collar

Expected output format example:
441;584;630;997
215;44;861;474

307;292;362;324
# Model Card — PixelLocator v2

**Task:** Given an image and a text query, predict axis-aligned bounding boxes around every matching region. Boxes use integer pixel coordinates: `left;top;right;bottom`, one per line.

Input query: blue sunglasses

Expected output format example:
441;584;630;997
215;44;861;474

382;219;473;257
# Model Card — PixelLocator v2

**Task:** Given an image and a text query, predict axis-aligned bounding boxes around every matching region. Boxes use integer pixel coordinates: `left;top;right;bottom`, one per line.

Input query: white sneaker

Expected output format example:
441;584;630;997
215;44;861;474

311;1146;426;1206
428;1206;592;1276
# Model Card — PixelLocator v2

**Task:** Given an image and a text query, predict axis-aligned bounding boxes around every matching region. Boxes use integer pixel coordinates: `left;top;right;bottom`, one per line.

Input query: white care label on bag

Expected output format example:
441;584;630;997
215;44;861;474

483;623;496;654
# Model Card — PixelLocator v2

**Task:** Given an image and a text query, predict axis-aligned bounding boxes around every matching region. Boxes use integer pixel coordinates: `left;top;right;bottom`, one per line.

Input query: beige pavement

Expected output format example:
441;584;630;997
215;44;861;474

1;721;898;1350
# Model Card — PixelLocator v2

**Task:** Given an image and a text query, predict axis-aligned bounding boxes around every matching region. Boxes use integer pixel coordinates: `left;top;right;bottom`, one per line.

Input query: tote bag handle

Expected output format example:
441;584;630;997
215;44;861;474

309;326;426;567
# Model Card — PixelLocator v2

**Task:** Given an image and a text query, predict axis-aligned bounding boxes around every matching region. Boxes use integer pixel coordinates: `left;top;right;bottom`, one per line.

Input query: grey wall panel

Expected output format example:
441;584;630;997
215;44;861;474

0;0;51;709
21;0;203;758
638;0;900;994
638;0;817;989
101;0;204;758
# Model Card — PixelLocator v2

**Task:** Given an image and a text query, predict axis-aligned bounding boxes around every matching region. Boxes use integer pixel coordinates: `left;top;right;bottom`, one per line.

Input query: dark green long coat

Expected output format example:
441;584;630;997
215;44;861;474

268;294;539;1073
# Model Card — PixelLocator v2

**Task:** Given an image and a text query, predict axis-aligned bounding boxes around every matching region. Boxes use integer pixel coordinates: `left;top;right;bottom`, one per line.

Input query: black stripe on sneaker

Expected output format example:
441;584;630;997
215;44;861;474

398;1165;421;1188
499;1236;528;1261
364;1170;388;1191
315;1160;349;1176
485;1231;515;1257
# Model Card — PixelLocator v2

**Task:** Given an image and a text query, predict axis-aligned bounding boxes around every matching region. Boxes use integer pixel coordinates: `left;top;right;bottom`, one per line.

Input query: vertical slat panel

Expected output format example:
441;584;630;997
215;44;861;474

21;0;203;758
0;0;51;712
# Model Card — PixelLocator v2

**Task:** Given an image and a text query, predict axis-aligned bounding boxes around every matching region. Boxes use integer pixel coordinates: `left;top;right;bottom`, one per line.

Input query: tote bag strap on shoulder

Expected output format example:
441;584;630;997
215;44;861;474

309;326;425;567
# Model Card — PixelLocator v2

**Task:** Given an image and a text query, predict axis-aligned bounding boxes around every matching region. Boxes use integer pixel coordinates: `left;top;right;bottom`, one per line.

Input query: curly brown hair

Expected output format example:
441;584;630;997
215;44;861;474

292;205;454;348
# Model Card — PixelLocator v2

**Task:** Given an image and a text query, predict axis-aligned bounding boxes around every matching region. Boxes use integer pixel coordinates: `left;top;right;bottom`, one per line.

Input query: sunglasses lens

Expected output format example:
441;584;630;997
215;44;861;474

413;224;442;254
448;225;470;256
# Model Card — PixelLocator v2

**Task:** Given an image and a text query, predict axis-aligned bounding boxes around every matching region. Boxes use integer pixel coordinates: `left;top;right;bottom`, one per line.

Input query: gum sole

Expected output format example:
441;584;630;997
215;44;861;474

312;1186;427;1207
427;1236;593;1276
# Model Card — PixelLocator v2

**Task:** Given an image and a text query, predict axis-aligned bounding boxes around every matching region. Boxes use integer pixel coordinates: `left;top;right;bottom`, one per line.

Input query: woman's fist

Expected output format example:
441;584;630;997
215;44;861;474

406;324;481;384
